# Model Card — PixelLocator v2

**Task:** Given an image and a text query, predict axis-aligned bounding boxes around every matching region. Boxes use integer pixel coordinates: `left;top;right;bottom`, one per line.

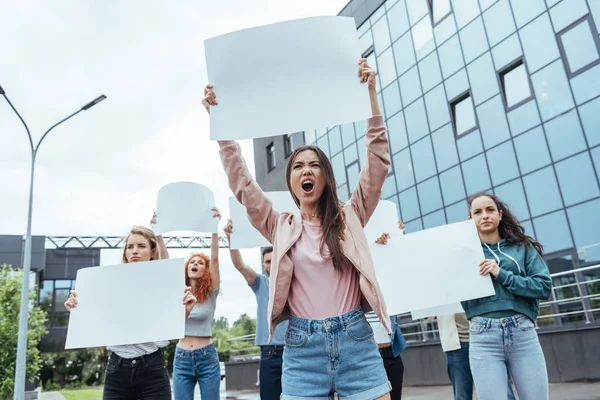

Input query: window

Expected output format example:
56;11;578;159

267;142;276;171
450;91;478;137
498;58;534;111
557;15;600;78
284;132;304;158
427;0;452;26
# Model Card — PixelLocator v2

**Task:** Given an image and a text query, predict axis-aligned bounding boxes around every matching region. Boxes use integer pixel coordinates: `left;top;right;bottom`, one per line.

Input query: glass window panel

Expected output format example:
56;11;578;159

510;0;546;28
388;1;411;41
507;100;541;136
425;84;451;131
388;111;409;153
555;153;600;206
445;68;469;101
434;10;458;45
373;14;392;54
438;35;465;79
354;119;367;138
483;0;516;46
423;210;447;228
578;96;600;147
567;199;600;263
503;63;532;108
432;124;460;171
412;16;435;60
347;162;360;192
393;148;416;191
340;123;356;148
570;63;600;105
344;143;359;166
544;109;587;161
359;30;374;56
412;136;438;182
462;155;492;195
479;0;499;11
433;0;452;23
533;211;574;253
457;129;484;161
454;95;477;135
477;95;511;148
439;166;466;204
522;166;563;217
399;66;423;106
521;219;534;237
377;47;397;89
370;4;387;24
405;99;430;143
590;0;600;28
393;32;418;77
418;176;444;214
492;34;523;70
55;280;72;289
486;142;520;185
328;127;343;156
532;60;576;121
332;153;346;186
357;136;366;168
53;288;70;311
520;13;561;73
451;0;480;29
591;147;600;176
383;80;403;117
53;312;70;327
550;0;589;32
419;51;443;93
494;179;530;220
357;19;371;38
513;127;552;174
467;53;500;105
382;174;398;199
460;17;489;64
446;200;468;223
404;218;424;232
399;187;422;220
407;0;429;25
560;19;600;75
316;134;330;157
39;281;53;313
305;129;317;146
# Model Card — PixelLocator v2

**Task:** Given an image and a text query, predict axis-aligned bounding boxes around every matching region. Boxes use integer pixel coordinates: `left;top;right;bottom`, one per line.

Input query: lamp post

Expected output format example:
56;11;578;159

0;85;106;400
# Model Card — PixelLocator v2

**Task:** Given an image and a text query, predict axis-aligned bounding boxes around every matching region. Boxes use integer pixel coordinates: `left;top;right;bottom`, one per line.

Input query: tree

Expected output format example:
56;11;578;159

232;313;256;336
0;264;48;398
213;316;229;334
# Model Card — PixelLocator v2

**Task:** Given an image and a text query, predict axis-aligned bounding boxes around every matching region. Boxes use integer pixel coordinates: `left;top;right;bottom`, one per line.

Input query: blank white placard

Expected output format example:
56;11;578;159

372;220;495;315
411;302;464;320
65;258;185;349
204;16;371;141
229;191;299;249
363;200;403;242
153;182;217;235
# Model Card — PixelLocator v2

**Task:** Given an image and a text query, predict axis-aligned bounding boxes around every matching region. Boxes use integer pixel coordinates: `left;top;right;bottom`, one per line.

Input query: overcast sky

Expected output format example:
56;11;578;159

0;0;348;323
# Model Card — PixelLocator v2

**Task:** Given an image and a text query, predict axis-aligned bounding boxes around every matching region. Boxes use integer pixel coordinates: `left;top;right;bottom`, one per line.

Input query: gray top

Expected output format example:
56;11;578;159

185;289;218;337
251;274;287;346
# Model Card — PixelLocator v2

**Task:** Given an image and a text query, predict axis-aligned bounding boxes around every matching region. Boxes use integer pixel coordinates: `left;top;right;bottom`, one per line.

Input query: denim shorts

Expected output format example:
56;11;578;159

282;307;391;400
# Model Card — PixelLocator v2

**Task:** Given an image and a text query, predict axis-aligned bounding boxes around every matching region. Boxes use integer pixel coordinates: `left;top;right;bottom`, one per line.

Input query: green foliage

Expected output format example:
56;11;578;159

0;264;48;399
212;313;258;362
41;348;107;388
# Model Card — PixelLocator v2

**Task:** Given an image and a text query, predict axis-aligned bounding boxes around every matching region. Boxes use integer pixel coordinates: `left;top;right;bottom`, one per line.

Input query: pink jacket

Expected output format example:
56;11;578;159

218;115;392;340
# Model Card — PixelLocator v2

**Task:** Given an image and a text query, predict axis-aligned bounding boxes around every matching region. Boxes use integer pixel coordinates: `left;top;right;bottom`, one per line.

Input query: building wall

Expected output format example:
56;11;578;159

253;135;290;192
0;235;46;270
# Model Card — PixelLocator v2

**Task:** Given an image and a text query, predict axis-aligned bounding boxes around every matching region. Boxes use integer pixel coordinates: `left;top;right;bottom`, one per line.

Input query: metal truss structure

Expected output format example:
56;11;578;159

46;235;229;249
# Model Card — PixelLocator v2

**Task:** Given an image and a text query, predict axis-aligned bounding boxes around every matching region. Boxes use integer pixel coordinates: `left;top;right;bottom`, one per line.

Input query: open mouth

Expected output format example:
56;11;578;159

301;180;314;193
191;267;198;273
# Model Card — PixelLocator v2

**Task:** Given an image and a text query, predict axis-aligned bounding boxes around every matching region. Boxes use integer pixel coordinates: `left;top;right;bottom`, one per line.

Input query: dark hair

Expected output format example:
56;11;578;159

285;145;351;272
468;192;543;255
262;246;273;257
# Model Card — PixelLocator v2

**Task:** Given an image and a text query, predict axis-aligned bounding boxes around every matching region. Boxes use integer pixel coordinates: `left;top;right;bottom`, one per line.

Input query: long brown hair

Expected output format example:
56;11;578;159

468;192;544;255
185;253;213;302
285;145;351;271
121;227;159;263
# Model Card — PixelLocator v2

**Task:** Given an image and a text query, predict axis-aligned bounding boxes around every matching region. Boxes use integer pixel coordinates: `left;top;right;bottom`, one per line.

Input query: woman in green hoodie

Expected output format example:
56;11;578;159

462;193;552;400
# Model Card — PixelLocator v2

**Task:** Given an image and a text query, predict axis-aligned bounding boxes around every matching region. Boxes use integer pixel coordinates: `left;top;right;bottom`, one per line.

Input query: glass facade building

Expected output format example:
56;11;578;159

292;0;600;327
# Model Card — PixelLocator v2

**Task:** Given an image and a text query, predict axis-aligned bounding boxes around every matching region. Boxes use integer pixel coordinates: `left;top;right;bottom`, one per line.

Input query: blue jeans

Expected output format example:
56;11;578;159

259;345;284;400
469;314;548;400
282;307;390;400
173;343;220;400
446;342;515;400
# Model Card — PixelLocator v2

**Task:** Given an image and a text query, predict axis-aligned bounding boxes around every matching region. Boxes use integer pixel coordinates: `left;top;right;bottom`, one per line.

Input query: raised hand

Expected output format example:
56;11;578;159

150;212;157;226
358;58;377;92
398;220;406;233
64;290;78;311
375;232;390;245
224;219;233;240
202;84;218;114
212;207;222;221
183;286;197;317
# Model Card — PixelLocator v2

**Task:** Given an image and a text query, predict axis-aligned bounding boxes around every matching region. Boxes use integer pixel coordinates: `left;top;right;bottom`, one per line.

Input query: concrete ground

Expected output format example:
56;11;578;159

38;381;600;399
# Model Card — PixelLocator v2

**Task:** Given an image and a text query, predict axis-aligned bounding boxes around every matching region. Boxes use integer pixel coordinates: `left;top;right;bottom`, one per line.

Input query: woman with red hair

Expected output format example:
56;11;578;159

173;207;223;400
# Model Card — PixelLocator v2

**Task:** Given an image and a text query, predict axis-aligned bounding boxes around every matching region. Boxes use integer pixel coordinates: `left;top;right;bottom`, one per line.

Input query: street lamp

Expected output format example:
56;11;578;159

0;85;106;400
